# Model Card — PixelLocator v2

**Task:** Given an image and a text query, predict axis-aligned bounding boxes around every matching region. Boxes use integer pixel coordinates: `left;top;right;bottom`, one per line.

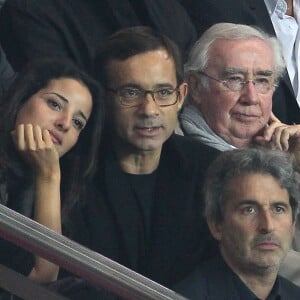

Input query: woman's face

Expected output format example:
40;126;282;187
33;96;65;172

15;78;93;157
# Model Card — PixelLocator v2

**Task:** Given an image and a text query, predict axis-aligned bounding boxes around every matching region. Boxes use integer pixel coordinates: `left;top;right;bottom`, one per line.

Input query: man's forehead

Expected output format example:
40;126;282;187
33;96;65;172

106;50;177;87
224;173;289;204
208;37;275;70
220;67;274;76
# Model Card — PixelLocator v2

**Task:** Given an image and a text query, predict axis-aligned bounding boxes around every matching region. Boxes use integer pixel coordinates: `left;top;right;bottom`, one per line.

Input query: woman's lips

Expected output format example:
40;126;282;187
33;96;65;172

48;130;62;145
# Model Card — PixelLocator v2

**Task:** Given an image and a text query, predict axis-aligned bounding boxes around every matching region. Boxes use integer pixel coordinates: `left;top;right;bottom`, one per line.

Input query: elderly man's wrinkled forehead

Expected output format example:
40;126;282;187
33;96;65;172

206;37;276;75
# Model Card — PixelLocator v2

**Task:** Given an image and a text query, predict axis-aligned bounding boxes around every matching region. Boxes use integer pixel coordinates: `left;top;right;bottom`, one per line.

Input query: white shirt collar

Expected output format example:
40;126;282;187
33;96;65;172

264;0;288;18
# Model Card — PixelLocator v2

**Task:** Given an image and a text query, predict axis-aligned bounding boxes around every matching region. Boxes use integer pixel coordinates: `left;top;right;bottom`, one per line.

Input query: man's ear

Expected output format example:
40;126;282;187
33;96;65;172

187;74;203;105
207;218;223;241
176;82;188;110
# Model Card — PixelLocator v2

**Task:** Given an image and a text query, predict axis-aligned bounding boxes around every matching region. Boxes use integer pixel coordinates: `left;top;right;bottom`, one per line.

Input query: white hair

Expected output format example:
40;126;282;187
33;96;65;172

185;23;286;89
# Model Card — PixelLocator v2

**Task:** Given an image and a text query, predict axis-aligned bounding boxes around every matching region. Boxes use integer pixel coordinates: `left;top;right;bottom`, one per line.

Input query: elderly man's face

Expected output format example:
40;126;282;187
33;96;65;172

106;49;186;154
208;173;294;275
194;38;275;148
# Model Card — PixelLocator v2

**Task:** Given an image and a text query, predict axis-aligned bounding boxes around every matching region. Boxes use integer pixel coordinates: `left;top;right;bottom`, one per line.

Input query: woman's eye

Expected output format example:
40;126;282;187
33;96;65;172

47;99;61;110
72;118;85;131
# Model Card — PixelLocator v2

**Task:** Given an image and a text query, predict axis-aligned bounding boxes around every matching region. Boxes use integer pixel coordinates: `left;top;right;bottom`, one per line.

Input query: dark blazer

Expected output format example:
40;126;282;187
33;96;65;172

179;0;300;124
65;135;220;288
0;44;15;97
0;0;196;72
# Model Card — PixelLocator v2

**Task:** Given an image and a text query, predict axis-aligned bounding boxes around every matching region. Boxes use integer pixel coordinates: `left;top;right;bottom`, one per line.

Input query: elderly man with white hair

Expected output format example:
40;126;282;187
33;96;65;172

179;22;300;285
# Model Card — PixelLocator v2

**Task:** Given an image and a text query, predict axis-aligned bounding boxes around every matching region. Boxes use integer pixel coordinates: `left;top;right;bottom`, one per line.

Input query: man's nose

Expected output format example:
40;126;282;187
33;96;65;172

258;209;274;234
239;80;259;104
137;92;160;116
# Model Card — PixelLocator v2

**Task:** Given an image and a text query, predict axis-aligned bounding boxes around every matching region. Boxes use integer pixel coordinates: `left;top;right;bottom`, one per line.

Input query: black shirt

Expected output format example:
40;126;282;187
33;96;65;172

175;255;300;300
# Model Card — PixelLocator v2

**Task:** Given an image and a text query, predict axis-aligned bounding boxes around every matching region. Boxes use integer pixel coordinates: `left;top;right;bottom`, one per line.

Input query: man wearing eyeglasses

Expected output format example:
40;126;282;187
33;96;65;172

65;26;220;295
179;22;300;285
180;22;300;153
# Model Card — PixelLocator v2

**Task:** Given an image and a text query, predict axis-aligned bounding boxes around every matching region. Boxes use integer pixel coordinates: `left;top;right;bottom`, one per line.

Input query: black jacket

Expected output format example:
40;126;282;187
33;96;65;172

0;0;196;72
65;135;220;289
175;254;300;299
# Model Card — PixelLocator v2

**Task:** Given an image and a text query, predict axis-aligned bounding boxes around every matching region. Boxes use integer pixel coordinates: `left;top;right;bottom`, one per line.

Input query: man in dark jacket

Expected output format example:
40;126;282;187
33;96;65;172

175;148;300;299
65;27;219;297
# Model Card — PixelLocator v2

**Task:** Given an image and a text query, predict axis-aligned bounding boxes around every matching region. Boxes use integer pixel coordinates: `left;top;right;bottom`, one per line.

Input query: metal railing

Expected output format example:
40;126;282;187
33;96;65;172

0;204;187;300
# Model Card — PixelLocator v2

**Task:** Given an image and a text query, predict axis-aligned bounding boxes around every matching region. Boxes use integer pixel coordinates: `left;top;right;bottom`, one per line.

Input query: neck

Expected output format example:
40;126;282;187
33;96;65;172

114;141;161;175
218;133;252;149
221;250;278;299
238;271;277;299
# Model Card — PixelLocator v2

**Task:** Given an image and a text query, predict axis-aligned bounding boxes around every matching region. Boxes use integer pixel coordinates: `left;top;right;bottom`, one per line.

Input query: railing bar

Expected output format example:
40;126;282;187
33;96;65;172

0;204;187;300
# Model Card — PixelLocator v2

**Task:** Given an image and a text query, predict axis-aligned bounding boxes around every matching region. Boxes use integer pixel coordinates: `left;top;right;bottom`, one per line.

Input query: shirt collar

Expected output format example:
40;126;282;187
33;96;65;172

265;0;288;18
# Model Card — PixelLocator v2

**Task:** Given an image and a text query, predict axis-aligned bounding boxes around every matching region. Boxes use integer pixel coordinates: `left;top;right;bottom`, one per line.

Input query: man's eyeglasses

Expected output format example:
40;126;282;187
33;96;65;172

107;86;180;107
197;71;277;94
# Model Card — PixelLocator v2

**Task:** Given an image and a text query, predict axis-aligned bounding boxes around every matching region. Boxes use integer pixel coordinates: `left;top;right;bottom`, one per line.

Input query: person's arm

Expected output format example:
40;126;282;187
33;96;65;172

13;124;61;283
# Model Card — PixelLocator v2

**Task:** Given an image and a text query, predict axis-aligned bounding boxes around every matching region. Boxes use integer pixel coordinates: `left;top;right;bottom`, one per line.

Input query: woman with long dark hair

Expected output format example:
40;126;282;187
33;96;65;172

0;58;104;283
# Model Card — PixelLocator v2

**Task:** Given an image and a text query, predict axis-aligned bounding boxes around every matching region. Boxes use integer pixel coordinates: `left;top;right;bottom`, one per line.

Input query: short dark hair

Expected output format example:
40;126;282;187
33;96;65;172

93;26;184;87
204;148;300;223
0;58;105;215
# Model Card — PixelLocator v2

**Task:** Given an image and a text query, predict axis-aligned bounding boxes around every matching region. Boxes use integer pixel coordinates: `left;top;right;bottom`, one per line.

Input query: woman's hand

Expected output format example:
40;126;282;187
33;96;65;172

12;124;60;178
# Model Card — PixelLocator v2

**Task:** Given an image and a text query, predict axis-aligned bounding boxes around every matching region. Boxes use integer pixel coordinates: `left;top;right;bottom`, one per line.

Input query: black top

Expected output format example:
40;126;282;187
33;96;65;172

0;0;196;72
175;254;300;300
0;44;15;97
0;168;34;276
64;134;220;290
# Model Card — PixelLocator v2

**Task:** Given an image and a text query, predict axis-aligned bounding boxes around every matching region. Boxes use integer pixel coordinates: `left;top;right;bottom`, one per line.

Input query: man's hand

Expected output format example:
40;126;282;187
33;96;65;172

255;113;300;169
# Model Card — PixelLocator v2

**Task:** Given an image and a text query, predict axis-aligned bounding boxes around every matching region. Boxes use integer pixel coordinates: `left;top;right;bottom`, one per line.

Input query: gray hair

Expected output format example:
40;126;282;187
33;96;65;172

204;148;299;224
185;23;286;89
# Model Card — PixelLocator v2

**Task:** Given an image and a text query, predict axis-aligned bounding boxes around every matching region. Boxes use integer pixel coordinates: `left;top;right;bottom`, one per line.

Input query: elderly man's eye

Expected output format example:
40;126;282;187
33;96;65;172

255;77;270;85
227;76;243;83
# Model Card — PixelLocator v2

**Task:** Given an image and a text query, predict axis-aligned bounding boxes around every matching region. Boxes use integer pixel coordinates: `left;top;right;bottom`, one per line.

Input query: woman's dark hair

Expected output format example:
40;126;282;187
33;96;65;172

0;58;105;216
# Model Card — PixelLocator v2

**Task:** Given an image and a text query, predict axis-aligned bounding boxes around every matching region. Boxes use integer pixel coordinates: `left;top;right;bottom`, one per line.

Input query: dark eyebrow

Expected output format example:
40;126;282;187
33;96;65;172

113;83;176;90
46;92;69;103
45;92;88;122
271;201;290;208
154;83;177;89
236;199;290;208
237;199;258;207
